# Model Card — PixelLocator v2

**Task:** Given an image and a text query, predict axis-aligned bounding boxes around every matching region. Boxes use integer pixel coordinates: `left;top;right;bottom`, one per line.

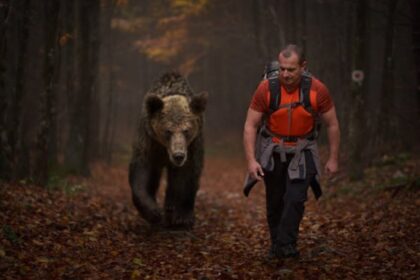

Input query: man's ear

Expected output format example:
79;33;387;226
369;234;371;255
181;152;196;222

146;95;163;116
301;60;308;71
190;92;208;114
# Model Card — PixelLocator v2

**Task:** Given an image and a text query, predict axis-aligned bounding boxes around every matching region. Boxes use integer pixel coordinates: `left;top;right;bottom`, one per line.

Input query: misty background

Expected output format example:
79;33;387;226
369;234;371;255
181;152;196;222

1;0;419;185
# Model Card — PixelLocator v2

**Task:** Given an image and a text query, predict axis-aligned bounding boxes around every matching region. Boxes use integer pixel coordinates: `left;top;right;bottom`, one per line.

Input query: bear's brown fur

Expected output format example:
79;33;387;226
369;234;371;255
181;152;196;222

129;72;207;229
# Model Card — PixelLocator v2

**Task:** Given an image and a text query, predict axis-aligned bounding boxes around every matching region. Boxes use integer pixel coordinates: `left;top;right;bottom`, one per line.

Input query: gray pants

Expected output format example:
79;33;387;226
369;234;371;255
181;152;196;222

263;150;316;248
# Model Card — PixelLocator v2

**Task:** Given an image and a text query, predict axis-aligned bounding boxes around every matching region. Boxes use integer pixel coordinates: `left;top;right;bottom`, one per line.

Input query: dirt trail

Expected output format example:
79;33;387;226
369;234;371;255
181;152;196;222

1;155;419;279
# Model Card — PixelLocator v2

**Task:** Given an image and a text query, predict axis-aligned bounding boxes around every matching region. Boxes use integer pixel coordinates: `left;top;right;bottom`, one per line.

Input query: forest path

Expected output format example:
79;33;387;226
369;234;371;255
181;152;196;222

1;154;419;279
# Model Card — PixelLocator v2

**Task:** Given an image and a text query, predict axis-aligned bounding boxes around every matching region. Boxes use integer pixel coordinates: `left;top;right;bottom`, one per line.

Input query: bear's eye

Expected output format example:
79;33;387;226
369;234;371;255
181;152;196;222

183;129;190;138
164;130;172;140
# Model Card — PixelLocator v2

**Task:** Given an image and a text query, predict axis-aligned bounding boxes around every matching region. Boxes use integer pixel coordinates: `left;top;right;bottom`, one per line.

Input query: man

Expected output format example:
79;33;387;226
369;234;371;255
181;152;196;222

243;44;340;259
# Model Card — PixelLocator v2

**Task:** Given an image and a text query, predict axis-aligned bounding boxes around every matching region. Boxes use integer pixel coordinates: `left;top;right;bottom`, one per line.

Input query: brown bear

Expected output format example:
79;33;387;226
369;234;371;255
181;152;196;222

129;72;207;230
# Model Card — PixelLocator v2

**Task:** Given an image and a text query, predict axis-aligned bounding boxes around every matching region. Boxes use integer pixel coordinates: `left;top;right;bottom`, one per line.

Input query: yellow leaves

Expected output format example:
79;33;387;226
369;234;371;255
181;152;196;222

111;18;149;33
131;257;145;279
170;0;208;16
83;230;99;242
131;269;141;279
132;257;144;266
32;239;44;246
36;257;51;263
135;28;187;63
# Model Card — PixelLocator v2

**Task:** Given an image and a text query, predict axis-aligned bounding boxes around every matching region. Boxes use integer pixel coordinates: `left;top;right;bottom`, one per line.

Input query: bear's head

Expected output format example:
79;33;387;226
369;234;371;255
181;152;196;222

146;92;207;167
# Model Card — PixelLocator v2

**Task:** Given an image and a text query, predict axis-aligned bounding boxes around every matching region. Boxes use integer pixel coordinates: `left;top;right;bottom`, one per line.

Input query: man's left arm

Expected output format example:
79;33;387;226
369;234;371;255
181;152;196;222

320;106;340;176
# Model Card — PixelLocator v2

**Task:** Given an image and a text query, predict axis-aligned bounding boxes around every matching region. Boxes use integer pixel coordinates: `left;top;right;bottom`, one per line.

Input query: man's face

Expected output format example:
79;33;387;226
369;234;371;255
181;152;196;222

278;52;305;90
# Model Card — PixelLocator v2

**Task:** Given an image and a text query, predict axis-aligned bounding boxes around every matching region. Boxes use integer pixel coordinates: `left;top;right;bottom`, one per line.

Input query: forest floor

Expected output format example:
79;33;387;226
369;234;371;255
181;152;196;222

1;148;419;279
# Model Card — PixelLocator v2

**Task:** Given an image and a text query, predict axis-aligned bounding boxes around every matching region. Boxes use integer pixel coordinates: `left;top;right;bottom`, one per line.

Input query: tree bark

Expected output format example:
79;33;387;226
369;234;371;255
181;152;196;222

11;0;31;180
253;0;269;62
0;0;12;181
375;0;398;151
348;0;369;180
34;0;61;185
88;0;101;161
101;0;116;163
65;0;100;176
410;0;420;127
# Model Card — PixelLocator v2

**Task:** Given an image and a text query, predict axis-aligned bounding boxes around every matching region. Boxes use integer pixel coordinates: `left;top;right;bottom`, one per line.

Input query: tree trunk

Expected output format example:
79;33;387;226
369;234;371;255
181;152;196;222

348;0;369;180
88;0;101;161
253;0;269;62
101;0;116;163
373;0;398;152
65;0;100;176
0;0;12;181
410;0;420;128
34;0;61;185
300;0;307;52
11;0;31;180
60;0;75;162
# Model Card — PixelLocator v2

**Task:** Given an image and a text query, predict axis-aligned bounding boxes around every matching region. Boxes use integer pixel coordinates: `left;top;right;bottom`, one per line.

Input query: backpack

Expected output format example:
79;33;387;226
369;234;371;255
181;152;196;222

263;61;321;140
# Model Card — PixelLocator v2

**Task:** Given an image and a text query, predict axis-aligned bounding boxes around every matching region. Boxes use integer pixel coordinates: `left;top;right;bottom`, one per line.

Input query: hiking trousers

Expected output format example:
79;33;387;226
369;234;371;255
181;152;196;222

263;150;316;248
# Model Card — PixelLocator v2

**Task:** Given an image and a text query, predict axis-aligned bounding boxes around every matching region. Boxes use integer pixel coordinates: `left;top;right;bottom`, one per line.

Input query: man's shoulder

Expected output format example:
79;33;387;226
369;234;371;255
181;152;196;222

255;78;270;94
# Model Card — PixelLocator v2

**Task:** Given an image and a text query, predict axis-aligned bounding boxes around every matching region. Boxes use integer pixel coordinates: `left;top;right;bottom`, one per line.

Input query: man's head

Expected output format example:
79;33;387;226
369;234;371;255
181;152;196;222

277;44;307;91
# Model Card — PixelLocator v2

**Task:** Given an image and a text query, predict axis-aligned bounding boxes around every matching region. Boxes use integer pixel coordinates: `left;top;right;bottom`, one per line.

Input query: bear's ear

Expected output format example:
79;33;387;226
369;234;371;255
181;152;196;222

190;92;208;114
146;95;164;116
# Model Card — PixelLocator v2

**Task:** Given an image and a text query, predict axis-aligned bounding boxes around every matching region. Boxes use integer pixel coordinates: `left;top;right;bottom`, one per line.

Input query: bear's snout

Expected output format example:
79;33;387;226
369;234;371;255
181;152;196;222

169;151;187;167
173;152;186;165
169;133;188;167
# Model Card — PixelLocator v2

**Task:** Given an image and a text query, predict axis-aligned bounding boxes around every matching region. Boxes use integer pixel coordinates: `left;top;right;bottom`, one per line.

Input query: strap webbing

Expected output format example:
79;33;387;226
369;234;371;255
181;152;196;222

268;77;280;113
300;73;312;111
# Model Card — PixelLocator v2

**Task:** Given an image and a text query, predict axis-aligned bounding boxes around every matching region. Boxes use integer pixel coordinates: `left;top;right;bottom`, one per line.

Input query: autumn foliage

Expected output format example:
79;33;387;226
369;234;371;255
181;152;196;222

1;152;419;279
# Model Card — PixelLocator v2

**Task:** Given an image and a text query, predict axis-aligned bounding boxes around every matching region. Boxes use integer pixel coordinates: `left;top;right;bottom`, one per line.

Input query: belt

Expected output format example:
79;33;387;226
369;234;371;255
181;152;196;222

261;129;316;143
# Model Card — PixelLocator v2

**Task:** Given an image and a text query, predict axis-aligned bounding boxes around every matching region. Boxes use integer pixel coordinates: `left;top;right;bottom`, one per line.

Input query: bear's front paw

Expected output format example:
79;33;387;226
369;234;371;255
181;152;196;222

142;207;163;225
165;212;195;230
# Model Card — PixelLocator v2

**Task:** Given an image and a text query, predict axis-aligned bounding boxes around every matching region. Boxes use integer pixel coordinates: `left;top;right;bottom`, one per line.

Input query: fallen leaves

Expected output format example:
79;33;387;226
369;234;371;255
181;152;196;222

0;155;419;279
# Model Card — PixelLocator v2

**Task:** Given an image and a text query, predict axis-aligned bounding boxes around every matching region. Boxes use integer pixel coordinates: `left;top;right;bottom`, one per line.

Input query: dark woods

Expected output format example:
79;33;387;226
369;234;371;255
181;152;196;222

0;0;419;185
0;0;102;184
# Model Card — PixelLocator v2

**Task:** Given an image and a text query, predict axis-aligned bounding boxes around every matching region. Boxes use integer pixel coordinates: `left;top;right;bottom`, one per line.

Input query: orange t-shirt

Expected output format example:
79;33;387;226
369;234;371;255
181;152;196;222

249;76;333;114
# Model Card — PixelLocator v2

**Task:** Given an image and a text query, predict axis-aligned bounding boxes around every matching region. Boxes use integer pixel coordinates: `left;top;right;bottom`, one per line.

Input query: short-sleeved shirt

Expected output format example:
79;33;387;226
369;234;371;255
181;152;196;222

249;76;334;114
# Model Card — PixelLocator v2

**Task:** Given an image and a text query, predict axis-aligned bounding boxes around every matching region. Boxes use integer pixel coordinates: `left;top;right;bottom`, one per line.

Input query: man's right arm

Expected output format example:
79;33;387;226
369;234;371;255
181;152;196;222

243;108;264;181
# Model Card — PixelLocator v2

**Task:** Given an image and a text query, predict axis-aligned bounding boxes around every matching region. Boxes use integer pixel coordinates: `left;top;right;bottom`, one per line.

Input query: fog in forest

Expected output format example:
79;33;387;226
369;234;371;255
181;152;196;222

1;0;419;182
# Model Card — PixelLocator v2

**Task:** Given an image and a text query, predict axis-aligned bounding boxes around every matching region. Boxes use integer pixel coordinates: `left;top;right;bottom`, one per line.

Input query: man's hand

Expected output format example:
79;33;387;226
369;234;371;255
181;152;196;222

324;158;338;177
248;160;264;181
320;106;340;178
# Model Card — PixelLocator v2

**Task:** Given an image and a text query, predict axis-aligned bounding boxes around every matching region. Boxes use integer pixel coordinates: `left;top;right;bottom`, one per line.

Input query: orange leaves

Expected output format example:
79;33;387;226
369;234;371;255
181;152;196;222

170;0;208;16
135;29;187;63
1;155;420;278
112;0;211;74
59;33;72;46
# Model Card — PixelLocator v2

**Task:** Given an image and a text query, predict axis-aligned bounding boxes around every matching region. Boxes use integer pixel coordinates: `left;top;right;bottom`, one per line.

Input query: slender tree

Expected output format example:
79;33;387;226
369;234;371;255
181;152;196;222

65;0;100;175
0;0;12;181
101;0;116;163
34;0;61;185
410;0;420;126
374;0;398;151
10;0;31;180
89;0;101;161
348;0;369;180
